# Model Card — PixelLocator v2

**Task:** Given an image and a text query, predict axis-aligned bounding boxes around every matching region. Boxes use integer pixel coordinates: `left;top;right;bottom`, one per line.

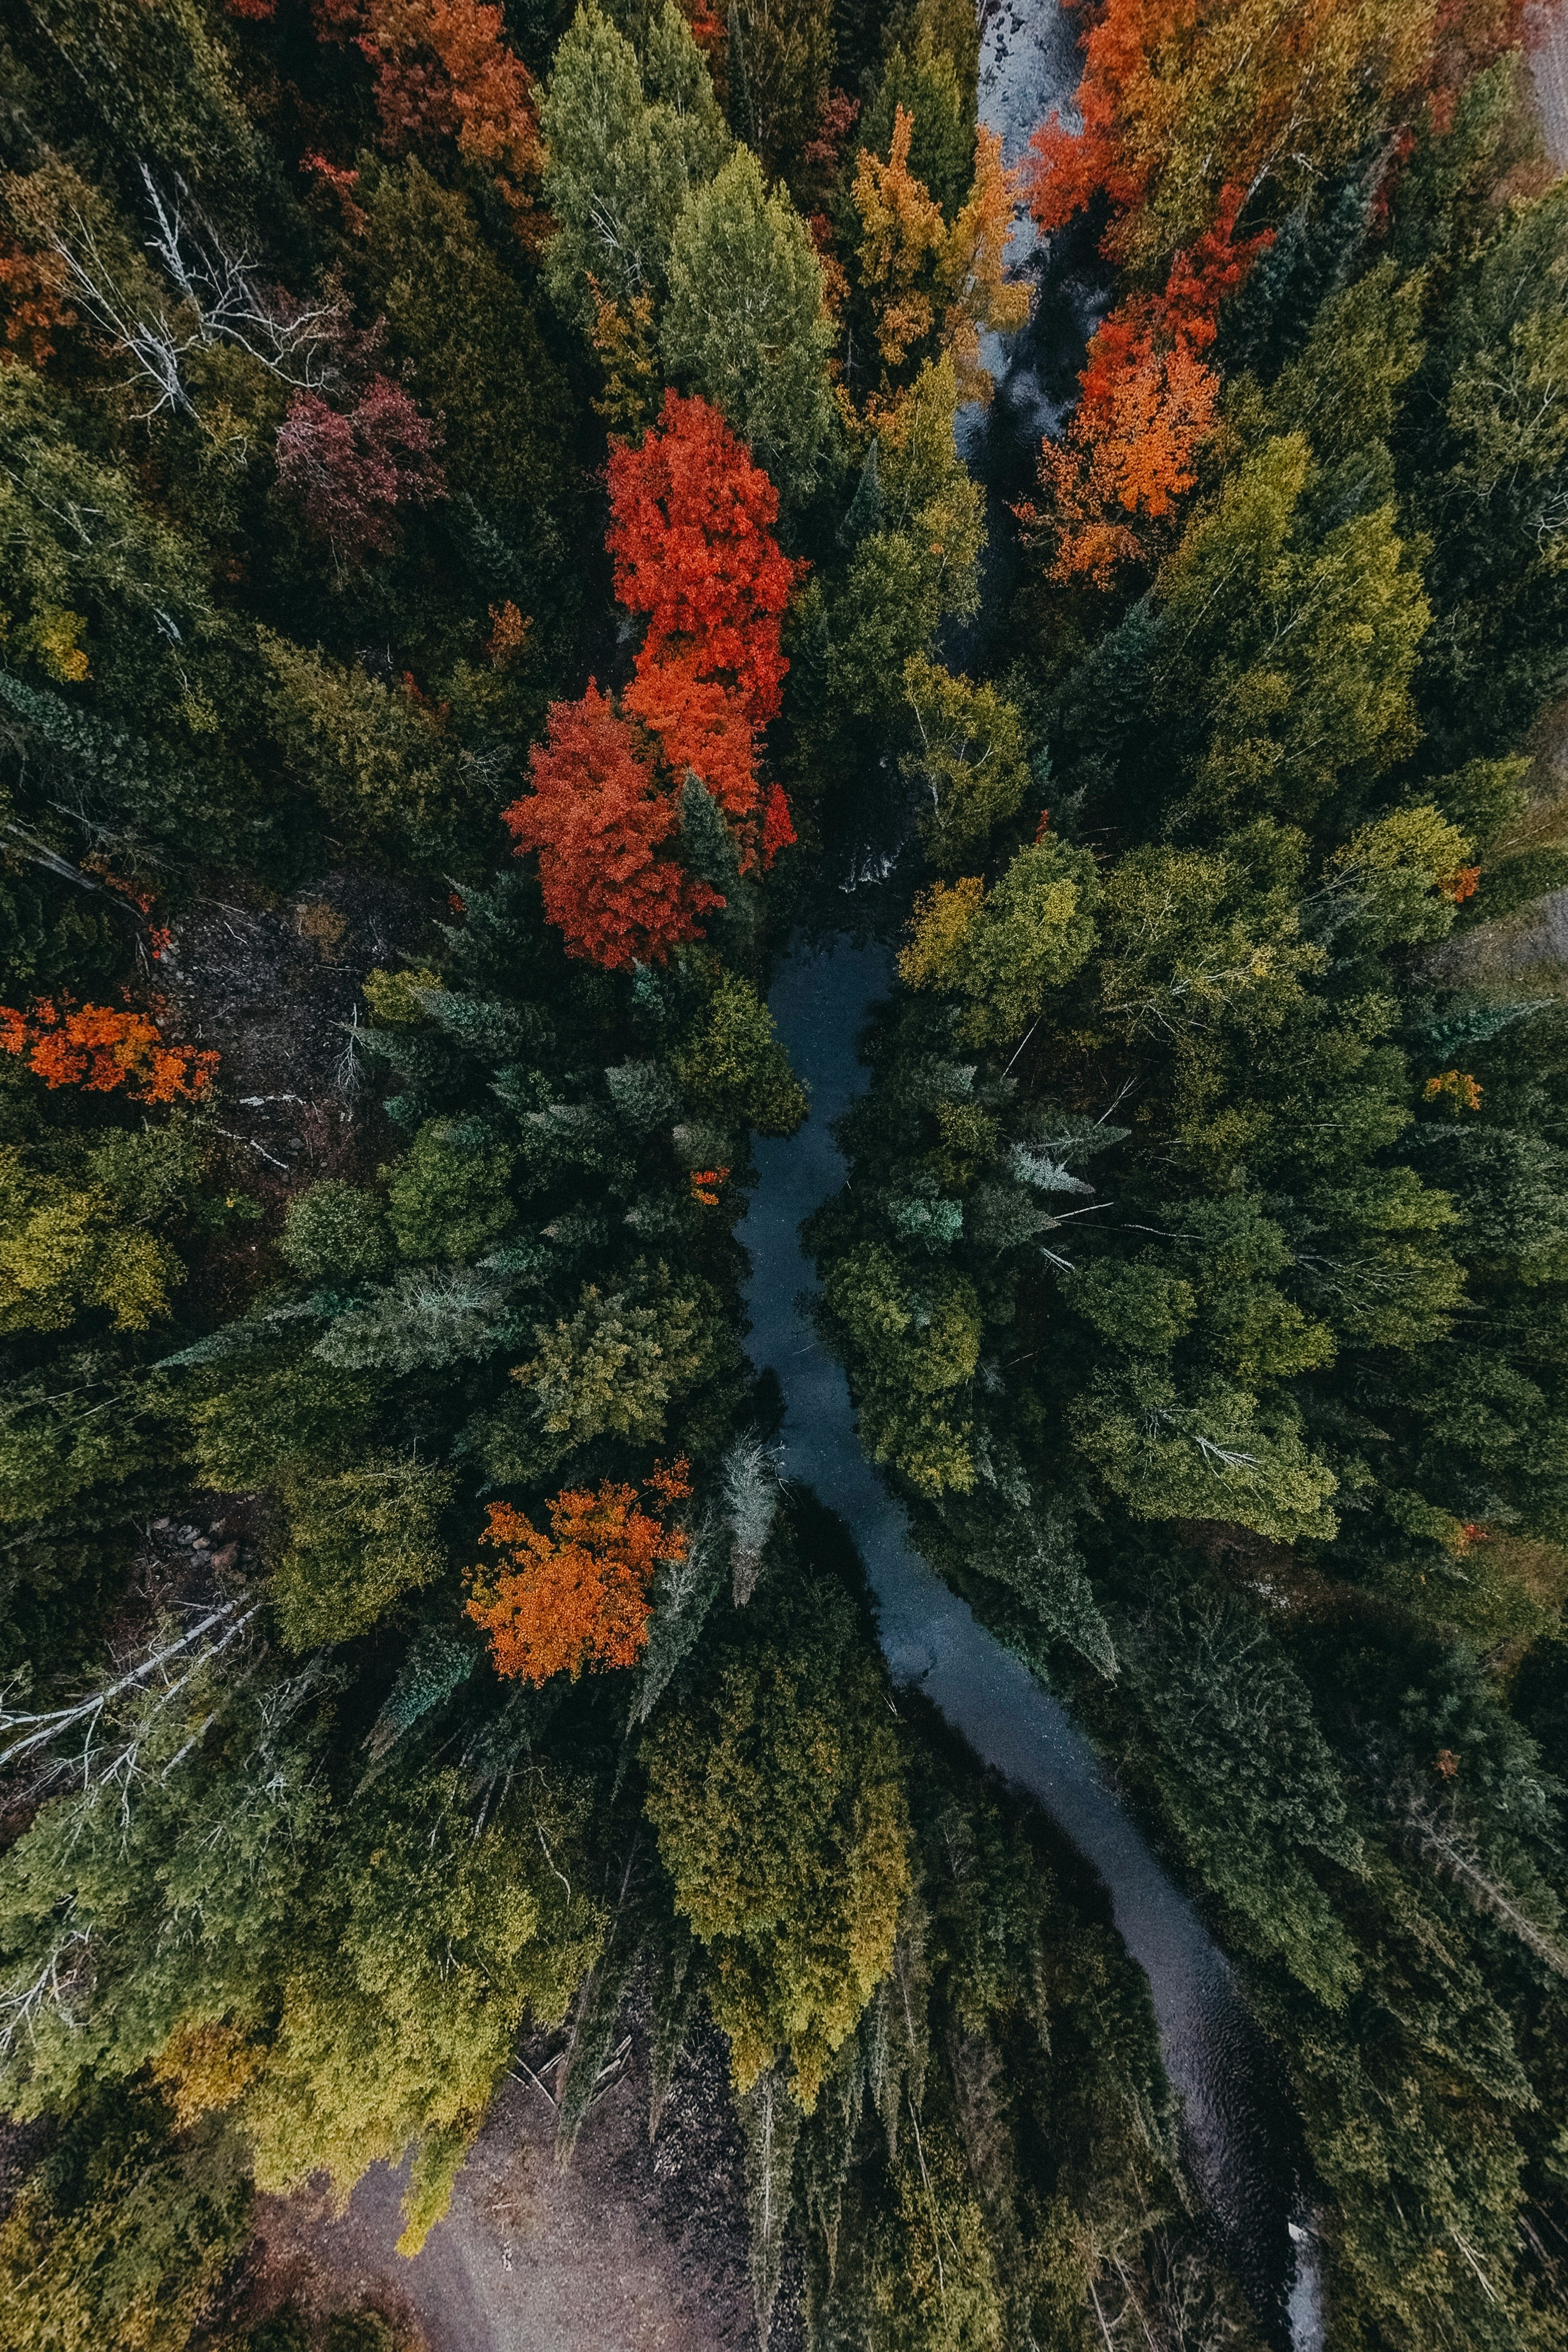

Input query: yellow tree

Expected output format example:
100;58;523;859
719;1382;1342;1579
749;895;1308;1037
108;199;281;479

851;109;1027;410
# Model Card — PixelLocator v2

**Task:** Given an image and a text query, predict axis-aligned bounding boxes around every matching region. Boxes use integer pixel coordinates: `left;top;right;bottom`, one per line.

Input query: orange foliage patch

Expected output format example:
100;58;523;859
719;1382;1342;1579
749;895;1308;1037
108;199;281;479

0;235;75;368
1027;337;1219;585
688;1165;730;1205
467;1459;692;1684
314;0;542;234
0;1000;218;1103
853;106;948;374
502;682;721;969
1024;0;1437;271
1424;1068;1483;1111
1019;188;1268;585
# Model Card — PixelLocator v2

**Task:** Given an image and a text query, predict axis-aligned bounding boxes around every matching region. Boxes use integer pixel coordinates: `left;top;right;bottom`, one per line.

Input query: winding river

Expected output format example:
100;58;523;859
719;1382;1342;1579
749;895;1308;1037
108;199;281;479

737;941;1323;2351
734;6;1325;2341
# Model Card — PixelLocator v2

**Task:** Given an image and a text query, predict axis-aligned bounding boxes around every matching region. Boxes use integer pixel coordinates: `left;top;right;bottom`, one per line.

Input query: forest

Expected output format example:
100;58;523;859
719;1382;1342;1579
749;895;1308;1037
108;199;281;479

0;0;1564;2345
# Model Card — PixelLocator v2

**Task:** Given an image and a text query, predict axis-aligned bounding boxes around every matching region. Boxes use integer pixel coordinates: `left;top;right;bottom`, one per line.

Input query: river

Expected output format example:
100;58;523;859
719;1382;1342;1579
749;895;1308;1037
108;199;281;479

734;6;1326;2338
736;939;1323;2351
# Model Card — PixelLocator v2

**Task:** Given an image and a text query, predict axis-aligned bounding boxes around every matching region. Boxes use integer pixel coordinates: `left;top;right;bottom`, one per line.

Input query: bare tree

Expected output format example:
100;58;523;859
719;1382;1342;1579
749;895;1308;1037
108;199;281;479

32;164;340;421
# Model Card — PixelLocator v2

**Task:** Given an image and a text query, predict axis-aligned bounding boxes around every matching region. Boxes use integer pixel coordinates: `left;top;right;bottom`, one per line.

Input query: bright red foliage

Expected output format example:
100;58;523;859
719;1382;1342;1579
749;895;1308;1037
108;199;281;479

606;390;803;734
0;1001;218;1103
275;375;446;563
466;1459;691;1684
509;396;804;966
604;390;803;872
623;660;760;823
762;782;798;864
503;684;722;969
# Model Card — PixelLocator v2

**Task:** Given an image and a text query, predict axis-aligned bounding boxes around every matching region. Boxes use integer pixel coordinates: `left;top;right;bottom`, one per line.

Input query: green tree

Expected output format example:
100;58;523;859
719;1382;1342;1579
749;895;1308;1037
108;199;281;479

493;1264;714;1471
0;2085;250;2352
641;1564;911;2104
662;147;837;502
817;1243;981;1493
726;0;835;189
385;1119;516;1264
673;971;808;1134
240;1768;603;2253
898;836;1100;1050
271;1457;454;1651
1409;182;1568;759
826;358;985;722
1155;434;1430;835
901;656;1030;872
359;159;582;544
260;634;492;871
541;2;731;330
281;1181;395;1284
0;1148;181;1335
857;36;974;222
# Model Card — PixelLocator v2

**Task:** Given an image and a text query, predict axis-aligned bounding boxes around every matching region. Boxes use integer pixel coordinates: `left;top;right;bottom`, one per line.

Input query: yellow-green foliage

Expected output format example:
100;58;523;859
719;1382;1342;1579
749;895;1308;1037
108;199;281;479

271;1456;454;1650
237;1768;604;2252
506;1267;709;1455
385;1119;515;1264
642;1572;911;2105
899;835;1099;1048
0;2087;249;2352
818;1243;980;1493
902;655;1029;872
673;972;808;1135
0;1148;181;1334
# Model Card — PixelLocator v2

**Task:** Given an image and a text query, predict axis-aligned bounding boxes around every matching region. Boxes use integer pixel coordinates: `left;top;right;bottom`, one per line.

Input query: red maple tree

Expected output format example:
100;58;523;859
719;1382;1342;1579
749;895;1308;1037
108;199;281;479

502;683;722;968
603;390;802;868
622;660;760;823
606;390;803;734
466;1459;691;1684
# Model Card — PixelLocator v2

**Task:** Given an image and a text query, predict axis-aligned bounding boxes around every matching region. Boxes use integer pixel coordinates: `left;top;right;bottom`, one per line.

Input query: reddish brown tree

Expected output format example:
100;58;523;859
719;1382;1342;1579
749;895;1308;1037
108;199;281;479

310;0;543;233
275;375;445;564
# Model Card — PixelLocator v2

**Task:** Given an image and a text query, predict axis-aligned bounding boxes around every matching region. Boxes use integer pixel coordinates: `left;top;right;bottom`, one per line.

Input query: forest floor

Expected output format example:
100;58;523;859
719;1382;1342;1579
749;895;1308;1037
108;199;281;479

242;2007;800;2352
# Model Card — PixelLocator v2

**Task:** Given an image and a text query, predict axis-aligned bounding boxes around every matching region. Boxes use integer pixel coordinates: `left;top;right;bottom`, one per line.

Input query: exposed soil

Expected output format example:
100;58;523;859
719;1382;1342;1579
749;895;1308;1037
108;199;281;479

241;2007;804;2352
163;868;431;1188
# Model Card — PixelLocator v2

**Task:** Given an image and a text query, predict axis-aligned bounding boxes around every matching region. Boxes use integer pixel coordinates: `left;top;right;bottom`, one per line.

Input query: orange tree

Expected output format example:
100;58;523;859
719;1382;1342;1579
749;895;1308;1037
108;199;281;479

0;1001;218;1104
466;1460;692;1684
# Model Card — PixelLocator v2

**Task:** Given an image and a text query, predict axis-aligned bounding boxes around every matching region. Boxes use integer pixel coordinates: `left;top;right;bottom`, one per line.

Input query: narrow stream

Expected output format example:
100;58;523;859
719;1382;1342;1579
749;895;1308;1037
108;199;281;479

736;941;1324;2351
732;4;1325;2337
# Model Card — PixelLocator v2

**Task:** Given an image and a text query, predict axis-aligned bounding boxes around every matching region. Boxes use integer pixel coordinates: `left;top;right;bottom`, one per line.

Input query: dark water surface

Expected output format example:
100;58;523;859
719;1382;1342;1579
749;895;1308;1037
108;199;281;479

735;941;1324;2349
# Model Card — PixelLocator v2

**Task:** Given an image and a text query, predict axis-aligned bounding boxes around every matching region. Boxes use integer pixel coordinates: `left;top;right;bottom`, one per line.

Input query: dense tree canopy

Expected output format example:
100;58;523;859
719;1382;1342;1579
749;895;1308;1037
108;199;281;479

0;0;1562;2346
